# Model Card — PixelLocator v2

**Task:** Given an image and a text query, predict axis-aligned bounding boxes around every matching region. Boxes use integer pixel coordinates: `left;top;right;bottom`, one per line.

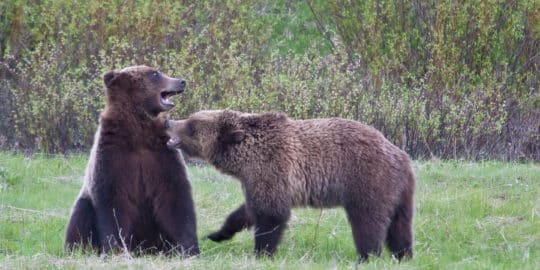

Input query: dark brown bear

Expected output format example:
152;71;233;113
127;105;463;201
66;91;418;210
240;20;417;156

65;66;199;256
165;110;415;261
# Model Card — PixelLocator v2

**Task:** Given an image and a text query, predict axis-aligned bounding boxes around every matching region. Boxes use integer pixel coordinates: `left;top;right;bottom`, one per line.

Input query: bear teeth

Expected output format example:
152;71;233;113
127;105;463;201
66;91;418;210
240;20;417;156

161;97;173;106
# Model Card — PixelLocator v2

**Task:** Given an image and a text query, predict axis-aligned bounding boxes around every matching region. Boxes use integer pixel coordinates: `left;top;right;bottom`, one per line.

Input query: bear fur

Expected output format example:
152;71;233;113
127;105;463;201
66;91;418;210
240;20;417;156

65;66;199;256
165;110;415;261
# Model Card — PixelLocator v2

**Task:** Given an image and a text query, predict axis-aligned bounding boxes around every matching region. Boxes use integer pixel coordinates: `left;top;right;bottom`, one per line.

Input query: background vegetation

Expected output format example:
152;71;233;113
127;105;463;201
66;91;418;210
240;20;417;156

0;0;538;160
1;153;539;269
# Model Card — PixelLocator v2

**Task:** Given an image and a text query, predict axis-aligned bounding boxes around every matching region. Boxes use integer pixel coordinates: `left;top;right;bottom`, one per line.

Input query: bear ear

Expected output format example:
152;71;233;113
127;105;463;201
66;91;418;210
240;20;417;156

103;71;117;88
221;128;246;144
229;130;246;143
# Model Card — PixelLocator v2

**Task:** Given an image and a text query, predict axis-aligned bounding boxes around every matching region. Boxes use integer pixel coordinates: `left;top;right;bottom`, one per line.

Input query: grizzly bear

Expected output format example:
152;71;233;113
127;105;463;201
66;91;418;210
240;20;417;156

165;110;415;261
65;66;199;256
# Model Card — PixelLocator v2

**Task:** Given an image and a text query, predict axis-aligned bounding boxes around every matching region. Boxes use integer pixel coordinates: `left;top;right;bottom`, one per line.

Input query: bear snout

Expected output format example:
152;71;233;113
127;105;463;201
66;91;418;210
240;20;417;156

178;79;186;89
167;137;181;148
170;78;186;93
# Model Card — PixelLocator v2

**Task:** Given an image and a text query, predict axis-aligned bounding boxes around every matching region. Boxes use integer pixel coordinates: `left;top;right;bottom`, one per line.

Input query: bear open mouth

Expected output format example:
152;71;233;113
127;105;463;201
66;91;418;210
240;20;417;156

167;137;181;148
160;90;183;108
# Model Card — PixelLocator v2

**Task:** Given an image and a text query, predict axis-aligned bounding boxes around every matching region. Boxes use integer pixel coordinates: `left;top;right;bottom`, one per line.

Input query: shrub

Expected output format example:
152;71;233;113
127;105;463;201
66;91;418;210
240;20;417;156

0;0;538;160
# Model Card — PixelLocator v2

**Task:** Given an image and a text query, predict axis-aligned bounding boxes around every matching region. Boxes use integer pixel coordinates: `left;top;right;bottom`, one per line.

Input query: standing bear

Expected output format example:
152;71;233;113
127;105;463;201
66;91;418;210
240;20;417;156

165;110;415;261
65;66;199;256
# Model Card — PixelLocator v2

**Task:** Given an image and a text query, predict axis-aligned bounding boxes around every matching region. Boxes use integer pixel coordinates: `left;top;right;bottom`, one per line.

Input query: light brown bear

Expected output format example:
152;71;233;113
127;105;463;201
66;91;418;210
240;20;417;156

165;110;415;261
65;66;199;256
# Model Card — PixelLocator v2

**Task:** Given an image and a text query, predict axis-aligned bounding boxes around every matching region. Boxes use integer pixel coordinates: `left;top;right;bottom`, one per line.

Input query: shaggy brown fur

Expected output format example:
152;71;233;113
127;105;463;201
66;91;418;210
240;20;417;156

166;110;415;261
65;66;199;256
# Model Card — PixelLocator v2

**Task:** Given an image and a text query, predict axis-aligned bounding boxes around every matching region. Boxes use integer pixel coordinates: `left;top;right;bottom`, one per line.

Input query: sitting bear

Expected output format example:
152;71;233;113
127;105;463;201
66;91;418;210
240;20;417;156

165;110;415;261
65;66;199;256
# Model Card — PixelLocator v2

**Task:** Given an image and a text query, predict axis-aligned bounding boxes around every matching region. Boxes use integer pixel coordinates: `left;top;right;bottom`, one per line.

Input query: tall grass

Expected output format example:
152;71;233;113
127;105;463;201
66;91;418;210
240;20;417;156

0;153;539;269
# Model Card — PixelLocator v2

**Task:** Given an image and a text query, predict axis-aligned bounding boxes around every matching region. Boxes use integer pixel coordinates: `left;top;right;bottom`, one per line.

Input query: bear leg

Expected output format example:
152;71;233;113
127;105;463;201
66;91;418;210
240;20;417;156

386;192;414;261
94;200;135;254
253;211;290;257
345;205;388;262
154;190;200;256
65;197;99;252
208;203;254;242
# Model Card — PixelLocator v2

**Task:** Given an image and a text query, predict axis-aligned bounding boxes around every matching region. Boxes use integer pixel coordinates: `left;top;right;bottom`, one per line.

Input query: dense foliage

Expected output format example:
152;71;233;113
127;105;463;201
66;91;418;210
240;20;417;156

0;0;538;160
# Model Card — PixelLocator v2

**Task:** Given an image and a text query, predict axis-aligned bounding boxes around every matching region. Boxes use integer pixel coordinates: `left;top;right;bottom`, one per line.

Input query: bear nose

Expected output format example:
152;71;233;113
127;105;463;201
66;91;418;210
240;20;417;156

179;79;186;88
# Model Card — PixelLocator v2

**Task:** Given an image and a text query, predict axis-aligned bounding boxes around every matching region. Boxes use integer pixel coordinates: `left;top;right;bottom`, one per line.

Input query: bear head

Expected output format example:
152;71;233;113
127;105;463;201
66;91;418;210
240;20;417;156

165;110;288;161
103;65;186;117
164;110;246;159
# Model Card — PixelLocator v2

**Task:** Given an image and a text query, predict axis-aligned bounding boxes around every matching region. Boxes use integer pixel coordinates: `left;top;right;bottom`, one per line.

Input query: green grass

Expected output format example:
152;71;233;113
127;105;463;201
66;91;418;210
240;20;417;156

0;152;539;269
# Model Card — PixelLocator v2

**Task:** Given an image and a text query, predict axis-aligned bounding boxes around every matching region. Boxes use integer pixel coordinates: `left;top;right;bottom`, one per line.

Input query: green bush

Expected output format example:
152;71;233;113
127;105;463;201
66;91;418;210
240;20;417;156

0;0;538;160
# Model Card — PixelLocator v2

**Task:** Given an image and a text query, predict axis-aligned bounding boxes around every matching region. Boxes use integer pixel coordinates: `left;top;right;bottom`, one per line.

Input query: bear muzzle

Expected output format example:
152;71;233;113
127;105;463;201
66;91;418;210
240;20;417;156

160;79;186;109
167;137;181;149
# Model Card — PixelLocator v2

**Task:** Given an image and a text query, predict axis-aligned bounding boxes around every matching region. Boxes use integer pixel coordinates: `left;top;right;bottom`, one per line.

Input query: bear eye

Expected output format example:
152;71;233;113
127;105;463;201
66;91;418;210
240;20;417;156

150;71;161;81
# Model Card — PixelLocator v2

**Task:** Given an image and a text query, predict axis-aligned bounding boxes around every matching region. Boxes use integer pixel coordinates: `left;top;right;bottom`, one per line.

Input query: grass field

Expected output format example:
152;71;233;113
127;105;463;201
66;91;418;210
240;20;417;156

0;152;538;269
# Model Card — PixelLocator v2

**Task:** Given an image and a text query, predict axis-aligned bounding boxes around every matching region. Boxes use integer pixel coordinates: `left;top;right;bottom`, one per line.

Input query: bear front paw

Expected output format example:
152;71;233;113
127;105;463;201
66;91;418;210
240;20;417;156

207;231;233;242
